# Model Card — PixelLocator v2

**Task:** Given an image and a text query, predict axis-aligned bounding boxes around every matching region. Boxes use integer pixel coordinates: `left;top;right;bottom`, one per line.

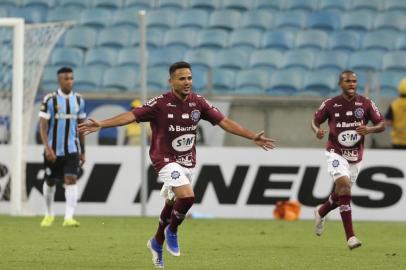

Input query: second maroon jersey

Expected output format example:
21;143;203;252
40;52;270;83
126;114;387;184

314;94;383;163
132;91;225;171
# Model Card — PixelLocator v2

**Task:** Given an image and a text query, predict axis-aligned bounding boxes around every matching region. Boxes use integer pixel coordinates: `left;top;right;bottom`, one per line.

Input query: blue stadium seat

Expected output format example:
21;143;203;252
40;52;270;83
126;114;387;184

307;10;341;31
131;28;163;49
0;0;18;9
350;0;383;12
216;49;249;70
373;11;406;32
303;70;337;94
147;67;168;92
341;10;376;32
93;0;124;9
211;67;236;92
384;0;406;12
0;7;7;16
268;69;303;95
12;5;48;23
74;65;106;91
295;30;328;50
64;26;97;49
328;31;360;52
235;69;269;94
149;47;185;67
379;71;405;97
125;0;153;9
84;47;117;67
209;10;240;31
196;29;229;49
382;51;406;72
158;0;189;10
285;0;318;12
254;0;284;10
146;9;176;31
111;7;141;28
47;6;83;22
249;49;284;70
117;47;140;68
396;35;406;50
190;65;208;91
102;66;138;91
282;49;315;70
229;29;262;50
41;66;59;87
176;9;209;30
348;51;383;71
80;8;112;29
314;51;349;72
240;10;274;31
96;26;133;48
362;30;397;52
261;30;295;51
21;0;54;9
190;0;221;11
163;28;196;50
59;0;92;8
319;0;351;11
51;47;83;67
184;49;216;70
222;0;252;11
274;10;308;30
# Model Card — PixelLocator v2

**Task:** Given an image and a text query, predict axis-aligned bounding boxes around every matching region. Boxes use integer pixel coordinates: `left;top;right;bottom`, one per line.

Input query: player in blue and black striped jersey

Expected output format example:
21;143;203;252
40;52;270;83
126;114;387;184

38;67;86;227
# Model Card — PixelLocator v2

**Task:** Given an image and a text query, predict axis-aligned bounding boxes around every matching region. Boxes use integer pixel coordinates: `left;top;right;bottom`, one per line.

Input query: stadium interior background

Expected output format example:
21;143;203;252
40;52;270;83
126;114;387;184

1;0;402;148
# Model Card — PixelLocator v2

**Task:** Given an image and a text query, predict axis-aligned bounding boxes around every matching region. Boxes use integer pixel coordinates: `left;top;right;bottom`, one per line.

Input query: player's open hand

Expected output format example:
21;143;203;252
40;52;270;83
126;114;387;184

316;128;327;139
356;125;369;136
78;118;101;135
253;131;276;150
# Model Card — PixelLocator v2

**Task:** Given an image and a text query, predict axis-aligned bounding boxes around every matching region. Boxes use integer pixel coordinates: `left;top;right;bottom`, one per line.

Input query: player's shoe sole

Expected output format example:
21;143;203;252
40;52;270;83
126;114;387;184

347;236;362;250
40;216;55;227
147;239;164;268
314;206;326;236
62;218;80;227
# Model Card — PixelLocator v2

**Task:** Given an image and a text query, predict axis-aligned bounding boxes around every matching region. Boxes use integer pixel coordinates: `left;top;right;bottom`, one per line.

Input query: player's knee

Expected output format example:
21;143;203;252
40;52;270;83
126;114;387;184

64;175;77;185
44;175;56;186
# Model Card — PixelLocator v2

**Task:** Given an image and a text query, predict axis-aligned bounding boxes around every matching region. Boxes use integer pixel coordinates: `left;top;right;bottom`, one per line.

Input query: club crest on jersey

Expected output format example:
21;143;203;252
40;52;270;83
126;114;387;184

191;110;201;122
171;171;180;180
332;159;340;168
354;108;364;119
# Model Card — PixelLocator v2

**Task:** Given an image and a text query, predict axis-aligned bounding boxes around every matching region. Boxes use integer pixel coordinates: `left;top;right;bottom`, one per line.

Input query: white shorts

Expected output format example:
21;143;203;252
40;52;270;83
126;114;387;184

158;162;194;200
325;151;362;185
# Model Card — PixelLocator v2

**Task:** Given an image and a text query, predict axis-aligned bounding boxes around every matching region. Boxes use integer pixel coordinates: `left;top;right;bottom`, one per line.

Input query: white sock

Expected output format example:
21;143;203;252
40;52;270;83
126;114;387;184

43;182;55;217
64;184;78;220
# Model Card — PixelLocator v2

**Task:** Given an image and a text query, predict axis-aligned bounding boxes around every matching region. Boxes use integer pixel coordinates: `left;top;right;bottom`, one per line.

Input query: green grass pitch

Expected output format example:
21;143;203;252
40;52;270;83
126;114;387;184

0;216;405;269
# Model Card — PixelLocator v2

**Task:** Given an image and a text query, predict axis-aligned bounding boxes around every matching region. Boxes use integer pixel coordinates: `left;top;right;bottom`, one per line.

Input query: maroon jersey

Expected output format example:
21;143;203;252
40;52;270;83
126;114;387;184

132;91;225;171
314;94;383;163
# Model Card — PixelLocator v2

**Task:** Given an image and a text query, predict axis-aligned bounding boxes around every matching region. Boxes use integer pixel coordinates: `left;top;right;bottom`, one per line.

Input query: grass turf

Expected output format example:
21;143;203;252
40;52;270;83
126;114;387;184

0;216;405;270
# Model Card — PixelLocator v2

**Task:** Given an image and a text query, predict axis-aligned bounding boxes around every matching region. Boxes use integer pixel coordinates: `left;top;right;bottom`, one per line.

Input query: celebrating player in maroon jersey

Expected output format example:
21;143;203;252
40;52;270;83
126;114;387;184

311;70;385;250
78;61;276;268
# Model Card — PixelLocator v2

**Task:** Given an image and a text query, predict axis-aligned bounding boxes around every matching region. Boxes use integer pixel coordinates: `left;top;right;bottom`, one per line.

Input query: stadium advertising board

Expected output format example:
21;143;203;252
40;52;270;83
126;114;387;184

0;146;405;220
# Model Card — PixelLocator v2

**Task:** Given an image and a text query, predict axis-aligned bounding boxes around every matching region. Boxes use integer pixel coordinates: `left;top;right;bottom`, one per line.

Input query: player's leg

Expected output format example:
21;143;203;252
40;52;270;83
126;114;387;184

62;153;80;227
40;157;60;227
154;199;174;245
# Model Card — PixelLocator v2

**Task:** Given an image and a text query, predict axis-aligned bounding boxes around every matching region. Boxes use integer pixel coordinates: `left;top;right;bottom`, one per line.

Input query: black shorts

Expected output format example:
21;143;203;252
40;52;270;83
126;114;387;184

44;152;80;181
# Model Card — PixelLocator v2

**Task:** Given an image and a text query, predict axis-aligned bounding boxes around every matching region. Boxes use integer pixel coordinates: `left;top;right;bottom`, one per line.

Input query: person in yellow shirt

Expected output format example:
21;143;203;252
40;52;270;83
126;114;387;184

124;99;151;145
385;78;406;149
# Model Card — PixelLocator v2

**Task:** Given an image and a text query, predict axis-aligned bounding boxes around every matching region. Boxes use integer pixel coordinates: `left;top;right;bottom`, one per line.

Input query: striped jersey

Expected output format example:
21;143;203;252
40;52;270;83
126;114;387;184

39;89;86;156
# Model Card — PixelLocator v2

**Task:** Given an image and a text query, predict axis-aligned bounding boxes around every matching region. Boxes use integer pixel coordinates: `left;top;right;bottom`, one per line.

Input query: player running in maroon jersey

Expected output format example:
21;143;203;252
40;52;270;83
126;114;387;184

78;62;276;268
311;70;385;250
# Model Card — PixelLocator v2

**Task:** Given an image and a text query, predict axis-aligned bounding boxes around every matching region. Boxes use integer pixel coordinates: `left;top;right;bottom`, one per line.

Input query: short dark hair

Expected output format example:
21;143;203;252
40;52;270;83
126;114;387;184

338;70;356;84
57;67;73;75
169;61;191;76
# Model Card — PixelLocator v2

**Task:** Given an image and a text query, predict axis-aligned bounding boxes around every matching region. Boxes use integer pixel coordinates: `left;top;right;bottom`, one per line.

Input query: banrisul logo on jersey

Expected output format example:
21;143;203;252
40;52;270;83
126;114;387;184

338;130;362;147
172;134;195;152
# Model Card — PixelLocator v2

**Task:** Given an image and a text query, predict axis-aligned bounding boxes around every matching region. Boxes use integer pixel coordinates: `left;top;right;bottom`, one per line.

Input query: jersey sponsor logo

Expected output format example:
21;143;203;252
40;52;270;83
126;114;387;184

355;108;364;119
342;148;359;162
176;153;193;166
55;113;78;119
338;130;362;147
182;113;189;119
189;102;196;107
333;103;342;108
334;113;340;117
191;110;201;122
346;111;353;116
336;121;362;128
166;102;176;107
168;114;173;118
355;102;363;106
168;125;197;132
172;134;195;152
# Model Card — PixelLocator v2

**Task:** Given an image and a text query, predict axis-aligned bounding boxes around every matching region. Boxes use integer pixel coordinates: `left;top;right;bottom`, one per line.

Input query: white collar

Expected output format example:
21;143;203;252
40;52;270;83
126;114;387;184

58;88;73;98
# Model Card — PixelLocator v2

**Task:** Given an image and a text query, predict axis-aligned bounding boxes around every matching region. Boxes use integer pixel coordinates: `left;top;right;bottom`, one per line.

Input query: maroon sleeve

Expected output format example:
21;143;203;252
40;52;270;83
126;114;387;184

199;96;225;125
314;99;330;124
367;99;384;124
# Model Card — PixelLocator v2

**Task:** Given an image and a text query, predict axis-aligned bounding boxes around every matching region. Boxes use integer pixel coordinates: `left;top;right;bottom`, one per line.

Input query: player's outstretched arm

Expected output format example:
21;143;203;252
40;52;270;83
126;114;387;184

218;117;276;150
78;111;137;135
